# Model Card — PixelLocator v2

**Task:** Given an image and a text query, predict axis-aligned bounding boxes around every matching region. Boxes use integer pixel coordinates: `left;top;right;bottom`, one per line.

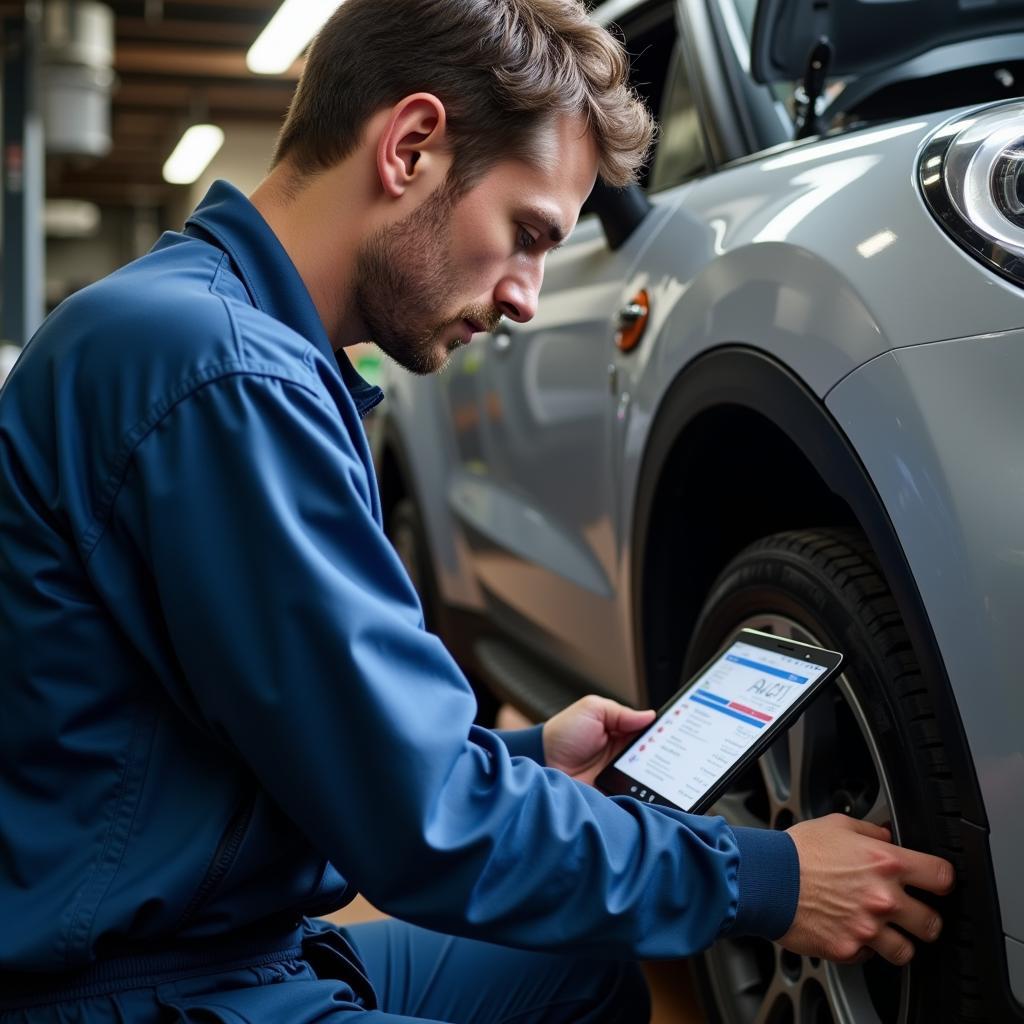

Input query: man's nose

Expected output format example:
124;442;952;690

493;265;542;324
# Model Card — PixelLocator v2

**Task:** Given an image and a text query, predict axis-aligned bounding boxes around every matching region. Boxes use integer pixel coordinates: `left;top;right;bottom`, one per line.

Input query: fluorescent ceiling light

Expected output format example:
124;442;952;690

162;124;225;185
247;0;340;75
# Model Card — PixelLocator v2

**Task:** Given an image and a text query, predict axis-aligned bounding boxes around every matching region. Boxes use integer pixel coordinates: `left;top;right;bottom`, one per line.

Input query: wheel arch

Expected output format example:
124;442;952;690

629;345;985;825
631;345;1024;1020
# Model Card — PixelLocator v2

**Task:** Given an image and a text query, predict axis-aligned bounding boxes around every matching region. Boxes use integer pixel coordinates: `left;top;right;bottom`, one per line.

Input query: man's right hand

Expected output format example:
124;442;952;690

780;814;955;966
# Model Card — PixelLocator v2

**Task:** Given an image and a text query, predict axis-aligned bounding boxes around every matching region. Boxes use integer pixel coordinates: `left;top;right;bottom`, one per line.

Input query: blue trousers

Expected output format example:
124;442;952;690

0;919;651;1023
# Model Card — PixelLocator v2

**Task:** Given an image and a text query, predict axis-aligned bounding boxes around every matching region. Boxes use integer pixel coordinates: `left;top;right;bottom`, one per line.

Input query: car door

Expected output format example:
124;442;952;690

442;0;711;699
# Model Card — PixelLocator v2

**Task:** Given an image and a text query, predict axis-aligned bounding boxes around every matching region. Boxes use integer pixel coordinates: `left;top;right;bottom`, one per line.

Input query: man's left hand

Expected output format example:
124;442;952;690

543;696;655;786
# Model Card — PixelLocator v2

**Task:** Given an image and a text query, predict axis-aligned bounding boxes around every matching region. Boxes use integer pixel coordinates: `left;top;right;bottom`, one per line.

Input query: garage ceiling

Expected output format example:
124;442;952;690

1;0;303;207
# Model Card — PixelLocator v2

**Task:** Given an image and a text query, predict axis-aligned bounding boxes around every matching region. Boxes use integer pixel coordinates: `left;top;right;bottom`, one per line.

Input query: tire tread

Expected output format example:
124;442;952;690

691;527;982;1023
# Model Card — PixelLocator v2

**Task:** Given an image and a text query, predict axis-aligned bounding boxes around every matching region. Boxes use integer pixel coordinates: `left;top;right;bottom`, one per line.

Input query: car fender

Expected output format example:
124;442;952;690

828;331;1024;953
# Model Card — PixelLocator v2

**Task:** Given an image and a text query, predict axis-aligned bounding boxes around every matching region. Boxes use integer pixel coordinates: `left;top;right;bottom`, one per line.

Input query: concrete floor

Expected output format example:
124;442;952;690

323;702;706;1023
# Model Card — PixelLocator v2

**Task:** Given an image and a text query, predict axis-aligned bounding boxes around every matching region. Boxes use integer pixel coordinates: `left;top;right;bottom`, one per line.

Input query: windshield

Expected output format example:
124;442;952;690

722;0;850;125
724;0;1022;133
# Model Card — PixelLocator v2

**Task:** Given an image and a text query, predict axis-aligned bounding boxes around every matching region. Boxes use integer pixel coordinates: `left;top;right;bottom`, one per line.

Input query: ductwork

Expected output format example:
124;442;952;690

42;1;115;158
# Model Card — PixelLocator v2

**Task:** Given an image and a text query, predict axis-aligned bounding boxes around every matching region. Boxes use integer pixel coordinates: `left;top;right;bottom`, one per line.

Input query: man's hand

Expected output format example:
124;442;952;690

543;696;655;786
781;814;955;966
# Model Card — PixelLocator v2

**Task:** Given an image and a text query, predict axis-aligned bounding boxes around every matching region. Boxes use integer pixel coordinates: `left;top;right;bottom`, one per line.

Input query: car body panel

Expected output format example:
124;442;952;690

1010;936;1024;1008
631;115;1024;394
827;330;1024;948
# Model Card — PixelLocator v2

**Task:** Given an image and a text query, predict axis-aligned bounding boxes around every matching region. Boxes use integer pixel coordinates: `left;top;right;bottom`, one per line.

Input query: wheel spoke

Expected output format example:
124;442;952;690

758;739;791;811
826;961;890;1023
786;712;808;811
752;980;790;1024
710;789;769;830
862;786;891;829
730;946;770;997
792;696;840;818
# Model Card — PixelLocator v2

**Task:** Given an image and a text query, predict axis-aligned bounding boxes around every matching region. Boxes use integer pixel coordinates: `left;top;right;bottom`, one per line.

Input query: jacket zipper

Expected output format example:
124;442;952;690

176;791;257;929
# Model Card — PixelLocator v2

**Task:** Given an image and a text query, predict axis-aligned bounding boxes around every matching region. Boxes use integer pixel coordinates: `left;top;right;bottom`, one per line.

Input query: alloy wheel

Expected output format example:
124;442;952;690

702;613;908;1024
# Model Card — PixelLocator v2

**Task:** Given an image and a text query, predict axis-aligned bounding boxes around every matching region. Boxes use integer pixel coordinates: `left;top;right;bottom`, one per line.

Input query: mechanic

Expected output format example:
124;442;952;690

0;0;954;1021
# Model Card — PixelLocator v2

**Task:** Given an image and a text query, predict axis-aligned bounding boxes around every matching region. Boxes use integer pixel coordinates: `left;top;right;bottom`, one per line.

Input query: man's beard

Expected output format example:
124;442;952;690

353;180;502;375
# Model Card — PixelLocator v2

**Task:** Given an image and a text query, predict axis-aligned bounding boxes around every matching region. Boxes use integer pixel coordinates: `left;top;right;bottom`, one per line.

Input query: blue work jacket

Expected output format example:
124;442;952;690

0;180;798;978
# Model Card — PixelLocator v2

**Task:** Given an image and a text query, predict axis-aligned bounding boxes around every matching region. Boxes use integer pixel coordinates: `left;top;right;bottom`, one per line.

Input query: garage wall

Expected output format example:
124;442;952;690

40;122;280;310
46;207;141;309
173;121;280;227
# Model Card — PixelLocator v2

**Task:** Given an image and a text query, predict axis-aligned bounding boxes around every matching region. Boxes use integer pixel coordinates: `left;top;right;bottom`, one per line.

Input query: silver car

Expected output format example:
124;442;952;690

369;1;1024;1021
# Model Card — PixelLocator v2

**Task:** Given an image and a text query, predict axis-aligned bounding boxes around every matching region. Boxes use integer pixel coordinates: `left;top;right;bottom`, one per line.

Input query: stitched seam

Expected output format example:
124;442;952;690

80;365;325;567
191;216;267;312
78;703;162;960
207;252;230;299
410;934;458;1017
217;290;245;365
59;701;152;967
209;255;251;365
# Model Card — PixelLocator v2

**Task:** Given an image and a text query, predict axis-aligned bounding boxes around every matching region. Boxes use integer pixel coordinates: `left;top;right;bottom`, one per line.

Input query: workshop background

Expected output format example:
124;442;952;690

0;2;699;1021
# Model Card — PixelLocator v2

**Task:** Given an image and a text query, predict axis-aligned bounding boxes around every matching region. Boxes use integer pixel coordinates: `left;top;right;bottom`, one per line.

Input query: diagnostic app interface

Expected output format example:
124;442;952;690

614;640;830;811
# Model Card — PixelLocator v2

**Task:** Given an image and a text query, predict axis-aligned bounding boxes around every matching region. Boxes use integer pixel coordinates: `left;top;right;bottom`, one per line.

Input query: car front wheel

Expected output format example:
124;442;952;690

684;529;973;1024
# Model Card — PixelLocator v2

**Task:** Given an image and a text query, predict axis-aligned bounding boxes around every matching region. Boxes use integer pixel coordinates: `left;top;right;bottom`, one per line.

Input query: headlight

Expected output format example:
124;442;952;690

919;100;1024;287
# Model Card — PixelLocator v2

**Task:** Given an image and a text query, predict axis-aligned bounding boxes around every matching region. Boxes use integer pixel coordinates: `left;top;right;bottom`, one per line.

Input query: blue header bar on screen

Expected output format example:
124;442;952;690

725;654;810;684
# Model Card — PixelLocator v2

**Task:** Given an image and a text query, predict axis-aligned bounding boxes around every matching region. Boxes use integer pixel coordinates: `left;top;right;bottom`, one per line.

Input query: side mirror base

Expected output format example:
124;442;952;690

584;181;652;251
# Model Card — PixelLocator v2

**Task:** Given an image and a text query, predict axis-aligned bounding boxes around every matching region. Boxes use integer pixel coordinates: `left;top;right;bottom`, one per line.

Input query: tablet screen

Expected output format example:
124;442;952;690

611;638;834;811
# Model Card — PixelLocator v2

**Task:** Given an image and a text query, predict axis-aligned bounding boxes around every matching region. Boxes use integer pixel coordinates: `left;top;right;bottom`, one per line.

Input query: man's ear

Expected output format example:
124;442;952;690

376;93;449;199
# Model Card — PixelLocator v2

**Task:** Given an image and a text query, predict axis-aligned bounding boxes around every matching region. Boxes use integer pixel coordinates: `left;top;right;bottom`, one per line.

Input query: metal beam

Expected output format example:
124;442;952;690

116;17;262;45
114;42;302;79
2;3;45;346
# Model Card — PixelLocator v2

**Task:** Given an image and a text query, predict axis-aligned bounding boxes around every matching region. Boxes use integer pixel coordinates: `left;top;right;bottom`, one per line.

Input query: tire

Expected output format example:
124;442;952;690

684;529;977;1024
387;496;498;726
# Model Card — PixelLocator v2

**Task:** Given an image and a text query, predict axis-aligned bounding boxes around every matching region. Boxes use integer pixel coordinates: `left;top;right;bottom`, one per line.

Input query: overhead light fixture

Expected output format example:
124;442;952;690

247;0;340;75
162;124;225;185
44;199;102;238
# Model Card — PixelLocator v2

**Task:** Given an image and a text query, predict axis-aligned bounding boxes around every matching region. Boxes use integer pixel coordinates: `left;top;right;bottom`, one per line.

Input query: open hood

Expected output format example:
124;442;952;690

751;0;1024;84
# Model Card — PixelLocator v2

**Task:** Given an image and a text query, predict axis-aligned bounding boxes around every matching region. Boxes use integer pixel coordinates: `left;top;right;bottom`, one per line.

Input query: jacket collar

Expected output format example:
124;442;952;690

184;179;384;417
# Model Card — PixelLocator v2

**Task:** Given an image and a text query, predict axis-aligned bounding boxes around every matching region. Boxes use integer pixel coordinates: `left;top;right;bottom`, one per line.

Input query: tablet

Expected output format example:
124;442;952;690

596;628;843;814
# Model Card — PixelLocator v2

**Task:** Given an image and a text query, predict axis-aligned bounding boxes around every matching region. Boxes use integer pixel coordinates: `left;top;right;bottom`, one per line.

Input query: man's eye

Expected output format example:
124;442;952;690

517;227;537;250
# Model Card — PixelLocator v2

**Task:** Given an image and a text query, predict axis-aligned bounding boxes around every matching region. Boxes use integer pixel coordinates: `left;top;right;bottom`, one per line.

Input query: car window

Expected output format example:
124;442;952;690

613;1;695;191
648;48;707;193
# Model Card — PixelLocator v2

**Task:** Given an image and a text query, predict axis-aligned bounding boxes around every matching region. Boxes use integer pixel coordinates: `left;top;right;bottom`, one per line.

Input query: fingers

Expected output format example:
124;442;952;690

868;925;916;967
785;814;953;968
847;815;953;895
897;846;955;895
845;816;892;843
860;887;943;969
891;892;943;944
598;698;656;735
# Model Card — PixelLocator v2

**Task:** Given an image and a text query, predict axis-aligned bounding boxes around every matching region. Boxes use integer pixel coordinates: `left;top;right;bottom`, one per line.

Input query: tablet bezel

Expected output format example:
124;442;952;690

596;627;843;814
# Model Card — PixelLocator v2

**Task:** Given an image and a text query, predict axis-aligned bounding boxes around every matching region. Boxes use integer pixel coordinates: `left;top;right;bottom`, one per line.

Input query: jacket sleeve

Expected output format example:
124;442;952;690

494;726;546;763
113;370;798;956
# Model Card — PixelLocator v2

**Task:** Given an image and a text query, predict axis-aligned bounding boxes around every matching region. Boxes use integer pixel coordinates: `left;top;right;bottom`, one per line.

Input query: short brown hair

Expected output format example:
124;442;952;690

273;0;654;189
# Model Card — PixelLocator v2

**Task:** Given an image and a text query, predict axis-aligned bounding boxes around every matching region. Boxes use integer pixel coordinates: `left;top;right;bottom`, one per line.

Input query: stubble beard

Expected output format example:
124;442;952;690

353;181;499;376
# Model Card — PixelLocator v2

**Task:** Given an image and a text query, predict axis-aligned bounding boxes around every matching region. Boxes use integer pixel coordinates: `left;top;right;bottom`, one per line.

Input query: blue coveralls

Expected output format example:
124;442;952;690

0;181;799;1021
